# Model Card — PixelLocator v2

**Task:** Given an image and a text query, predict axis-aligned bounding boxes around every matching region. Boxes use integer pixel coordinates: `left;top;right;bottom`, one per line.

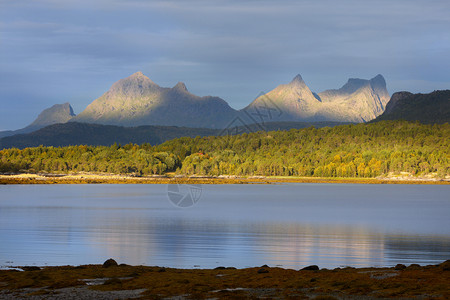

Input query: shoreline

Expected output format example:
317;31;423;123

1;261;449;299
0;173;448;185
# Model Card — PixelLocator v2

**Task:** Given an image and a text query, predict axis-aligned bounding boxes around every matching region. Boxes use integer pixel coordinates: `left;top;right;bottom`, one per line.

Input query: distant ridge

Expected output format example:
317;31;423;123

2;72;392;138
0;122;217;149
0;121;351;149
0;103;75;138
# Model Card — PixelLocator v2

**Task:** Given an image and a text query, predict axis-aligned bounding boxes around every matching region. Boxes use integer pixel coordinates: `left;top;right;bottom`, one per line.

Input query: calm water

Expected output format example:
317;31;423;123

0;183;449;269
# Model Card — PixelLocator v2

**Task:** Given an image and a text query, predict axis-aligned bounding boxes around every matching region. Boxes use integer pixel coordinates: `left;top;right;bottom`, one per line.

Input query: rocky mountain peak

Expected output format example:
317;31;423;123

130;71;145;78
71;72;237;128
173;82;188;92
243;73;321;122
338;74;387;95
282;74;312;95
0;103;76;138
121;71;155;84
369;74;388;99
288;74;307;87
29;103;76;128
340;78;370;94
291;74;304;82
370;74;386;87
109;71;159;97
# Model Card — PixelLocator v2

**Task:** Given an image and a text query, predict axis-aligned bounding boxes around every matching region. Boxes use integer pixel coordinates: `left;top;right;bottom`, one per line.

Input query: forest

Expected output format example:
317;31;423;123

0;121;448;178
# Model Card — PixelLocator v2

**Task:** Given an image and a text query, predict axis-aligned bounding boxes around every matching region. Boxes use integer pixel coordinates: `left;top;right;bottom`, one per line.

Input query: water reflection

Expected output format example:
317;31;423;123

0;184;449;268
87;216;450;268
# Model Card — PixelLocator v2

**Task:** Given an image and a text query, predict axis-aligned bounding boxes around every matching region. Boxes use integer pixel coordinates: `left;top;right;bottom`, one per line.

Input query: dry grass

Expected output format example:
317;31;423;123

0;262;449;299
0;173;448;185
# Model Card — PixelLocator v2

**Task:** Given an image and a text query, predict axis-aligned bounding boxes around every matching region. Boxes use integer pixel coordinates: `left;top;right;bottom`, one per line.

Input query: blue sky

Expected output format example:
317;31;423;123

0;0;449;130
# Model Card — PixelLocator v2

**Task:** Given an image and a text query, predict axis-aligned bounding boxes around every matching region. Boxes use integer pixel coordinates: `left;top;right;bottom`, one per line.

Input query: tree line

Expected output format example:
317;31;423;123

0;121;448;178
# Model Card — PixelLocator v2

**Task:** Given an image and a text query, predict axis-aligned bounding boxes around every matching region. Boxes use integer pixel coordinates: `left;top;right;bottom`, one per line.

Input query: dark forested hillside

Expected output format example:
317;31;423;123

0;121;349;149
0;122;218;149
373;90;450;123
1;121;448;178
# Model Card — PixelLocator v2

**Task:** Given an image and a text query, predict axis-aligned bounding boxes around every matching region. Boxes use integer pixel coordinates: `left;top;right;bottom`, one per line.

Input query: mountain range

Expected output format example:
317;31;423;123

1;71;448;149
1;72;390;137
245;74;389;123
71;71;389;127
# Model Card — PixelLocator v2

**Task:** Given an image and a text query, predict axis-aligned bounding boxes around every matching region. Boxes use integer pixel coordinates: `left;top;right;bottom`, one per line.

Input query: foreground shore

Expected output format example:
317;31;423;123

0;173;448;185
0;261;449;299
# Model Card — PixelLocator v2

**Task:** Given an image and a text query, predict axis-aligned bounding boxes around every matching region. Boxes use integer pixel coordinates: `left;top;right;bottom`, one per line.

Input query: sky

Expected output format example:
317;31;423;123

0;0;449;130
